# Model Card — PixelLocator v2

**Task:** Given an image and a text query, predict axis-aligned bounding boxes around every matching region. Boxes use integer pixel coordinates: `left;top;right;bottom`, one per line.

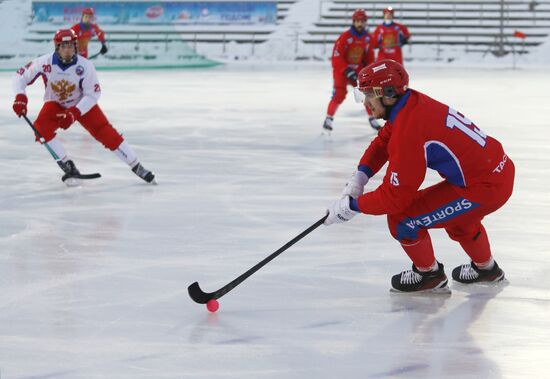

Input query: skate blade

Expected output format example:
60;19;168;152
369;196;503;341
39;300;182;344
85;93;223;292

453;277;509;288
390;285;452;295
63;177;82;187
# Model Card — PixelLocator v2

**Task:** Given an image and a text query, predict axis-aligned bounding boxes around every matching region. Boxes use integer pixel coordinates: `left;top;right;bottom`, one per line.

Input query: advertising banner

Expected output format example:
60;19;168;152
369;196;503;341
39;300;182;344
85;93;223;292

32;1;277;25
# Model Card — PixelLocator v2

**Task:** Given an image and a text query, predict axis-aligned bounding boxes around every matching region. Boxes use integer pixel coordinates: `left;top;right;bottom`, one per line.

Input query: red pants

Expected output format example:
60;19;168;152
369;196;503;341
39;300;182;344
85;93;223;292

387;159;515;269
34;102;123;150
326;73;373;117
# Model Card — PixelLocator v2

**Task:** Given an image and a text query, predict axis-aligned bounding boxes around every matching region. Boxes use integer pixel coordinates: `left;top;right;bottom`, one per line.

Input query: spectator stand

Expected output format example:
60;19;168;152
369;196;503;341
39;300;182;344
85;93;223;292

303;0;550;61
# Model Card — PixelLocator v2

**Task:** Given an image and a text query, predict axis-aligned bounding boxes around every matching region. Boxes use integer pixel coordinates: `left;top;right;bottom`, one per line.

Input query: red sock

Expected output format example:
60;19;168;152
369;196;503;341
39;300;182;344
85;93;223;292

401;234;436;271
458;225;492;264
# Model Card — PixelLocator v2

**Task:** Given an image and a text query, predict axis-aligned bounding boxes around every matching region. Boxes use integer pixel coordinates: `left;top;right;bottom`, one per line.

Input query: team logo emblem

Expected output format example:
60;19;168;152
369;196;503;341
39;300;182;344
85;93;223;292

382;34;397;48
75;65;84;76
348;46;363;64
51;79;76;101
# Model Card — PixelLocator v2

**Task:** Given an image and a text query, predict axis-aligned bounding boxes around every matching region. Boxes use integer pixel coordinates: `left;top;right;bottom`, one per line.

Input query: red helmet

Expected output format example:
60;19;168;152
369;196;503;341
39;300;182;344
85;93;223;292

82;7;94;17
358;59;409;98
53;29;78;46
383;7;395;16
352;9;367;22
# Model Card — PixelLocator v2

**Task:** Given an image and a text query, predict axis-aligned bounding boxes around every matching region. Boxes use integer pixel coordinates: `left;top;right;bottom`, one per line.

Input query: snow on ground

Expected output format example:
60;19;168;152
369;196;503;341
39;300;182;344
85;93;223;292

0;62;549;378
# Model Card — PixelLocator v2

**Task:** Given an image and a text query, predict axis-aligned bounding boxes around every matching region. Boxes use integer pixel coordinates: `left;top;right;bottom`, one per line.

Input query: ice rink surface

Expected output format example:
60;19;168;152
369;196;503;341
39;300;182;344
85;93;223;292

0;63;549;378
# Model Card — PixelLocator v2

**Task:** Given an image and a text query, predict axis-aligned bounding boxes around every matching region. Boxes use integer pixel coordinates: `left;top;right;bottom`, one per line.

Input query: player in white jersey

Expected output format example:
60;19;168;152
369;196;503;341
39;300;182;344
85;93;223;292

12;29;156;184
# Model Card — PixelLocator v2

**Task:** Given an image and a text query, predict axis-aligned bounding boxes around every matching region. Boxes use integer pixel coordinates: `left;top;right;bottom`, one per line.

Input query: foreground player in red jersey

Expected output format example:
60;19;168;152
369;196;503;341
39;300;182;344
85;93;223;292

323;9;381;132
12;29;155;185
372;7;410;65
324;60;514;293
71;8;107;58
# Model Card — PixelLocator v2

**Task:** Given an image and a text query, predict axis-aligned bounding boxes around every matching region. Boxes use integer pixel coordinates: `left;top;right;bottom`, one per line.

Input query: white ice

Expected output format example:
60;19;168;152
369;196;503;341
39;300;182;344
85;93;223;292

0;63;549;378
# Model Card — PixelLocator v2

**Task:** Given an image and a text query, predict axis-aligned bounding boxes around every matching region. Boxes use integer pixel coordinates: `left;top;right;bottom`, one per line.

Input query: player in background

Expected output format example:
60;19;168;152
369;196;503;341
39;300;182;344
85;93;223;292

71;8;107;58
12;29;155;184
324;60;514;293
372;7;410;65
323;9;381;132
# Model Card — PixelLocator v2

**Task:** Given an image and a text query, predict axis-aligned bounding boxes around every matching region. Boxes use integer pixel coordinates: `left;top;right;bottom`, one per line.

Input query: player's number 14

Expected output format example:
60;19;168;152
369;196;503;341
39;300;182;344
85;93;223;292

446;107;487;147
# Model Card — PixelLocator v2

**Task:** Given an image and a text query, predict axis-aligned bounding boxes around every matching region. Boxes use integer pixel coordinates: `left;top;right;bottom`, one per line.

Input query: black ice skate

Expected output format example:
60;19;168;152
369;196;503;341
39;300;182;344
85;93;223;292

322;116;333;131
59;160;101;185
61;159;80;176
132;162;157;184
391;262;450;294
368;116;382;131
61;160;81;186
452;261;505;284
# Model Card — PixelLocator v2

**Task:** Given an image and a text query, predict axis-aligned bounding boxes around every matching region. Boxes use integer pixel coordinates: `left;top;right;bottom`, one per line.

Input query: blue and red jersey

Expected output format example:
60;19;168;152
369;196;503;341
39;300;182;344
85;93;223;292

355;89;512;215
331;27;375;75
372;22;410;64
71;23;106;58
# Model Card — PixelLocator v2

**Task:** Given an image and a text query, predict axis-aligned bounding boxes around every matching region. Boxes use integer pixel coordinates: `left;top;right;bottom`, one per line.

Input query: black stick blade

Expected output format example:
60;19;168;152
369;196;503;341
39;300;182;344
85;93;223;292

62;172;101;181
188;282;214;304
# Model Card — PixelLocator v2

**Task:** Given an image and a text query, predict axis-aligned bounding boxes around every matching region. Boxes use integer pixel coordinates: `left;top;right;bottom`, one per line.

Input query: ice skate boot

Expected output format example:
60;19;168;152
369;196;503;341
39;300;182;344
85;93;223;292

452;261;505;284
323;116;333;131
61;160;82;186
368;116;382;131
391;262;450;294
132;162;156;184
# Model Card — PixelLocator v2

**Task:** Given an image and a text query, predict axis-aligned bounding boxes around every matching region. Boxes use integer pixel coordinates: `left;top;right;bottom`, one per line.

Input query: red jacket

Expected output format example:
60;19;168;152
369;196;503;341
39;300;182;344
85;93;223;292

71;23;106;58
356;90;511;215
331;27;375;75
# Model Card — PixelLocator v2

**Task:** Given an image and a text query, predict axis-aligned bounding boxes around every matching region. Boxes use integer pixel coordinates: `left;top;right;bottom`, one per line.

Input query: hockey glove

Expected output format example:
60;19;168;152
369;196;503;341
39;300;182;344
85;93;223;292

12;94;28;117
324;196;358;225
56;107;81;129
341;170;369;199
100;44;108;55
344;67;358;84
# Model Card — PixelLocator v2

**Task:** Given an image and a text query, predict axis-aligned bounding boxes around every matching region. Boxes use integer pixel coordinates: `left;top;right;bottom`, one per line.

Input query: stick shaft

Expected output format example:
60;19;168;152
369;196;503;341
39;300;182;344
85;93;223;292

22;114;61;161
188;214;328;303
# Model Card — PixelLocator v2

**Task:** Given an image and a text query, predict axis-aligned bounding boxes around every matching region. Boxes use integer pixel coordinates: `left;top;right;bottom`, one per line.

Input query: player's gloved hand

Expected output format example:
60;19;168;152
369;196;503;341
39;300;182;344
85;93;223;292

56;107;81;129
100;43;108;55
12;94;28;117
341;170;369;199
324;196;358;225
344;67;358;84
